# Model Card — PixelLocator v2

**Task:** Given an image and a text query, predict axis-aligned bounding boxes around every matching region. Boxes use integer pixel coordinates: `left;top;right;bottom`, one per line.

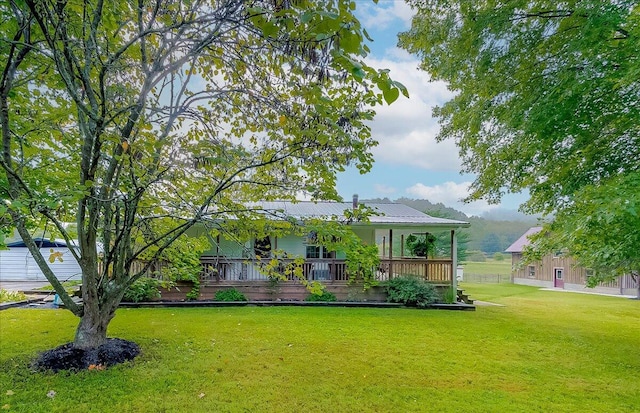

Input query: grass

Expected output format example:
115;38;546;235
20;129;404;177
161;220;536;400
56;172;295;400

461;259;512;283
36;281;82;294
1;284;639;412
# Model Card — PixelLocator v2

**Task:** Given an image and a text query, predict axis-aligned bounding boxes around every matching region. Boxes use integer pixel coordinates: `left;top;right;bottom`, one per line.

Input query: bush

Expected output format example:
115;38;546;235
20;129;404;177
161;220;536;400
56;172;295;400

0;289;27;303
385;276;438;308
493;252;506;261
305;290;337;302
123;278;160;302
440;287;457;304
214;288;247;302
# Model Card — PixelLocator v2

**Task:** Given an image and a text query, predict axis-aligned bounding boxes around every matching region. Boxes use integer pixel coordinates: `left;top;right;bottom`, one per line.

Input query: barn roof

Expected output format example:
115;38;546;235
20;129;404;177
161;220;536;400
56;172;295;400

505;227;543;253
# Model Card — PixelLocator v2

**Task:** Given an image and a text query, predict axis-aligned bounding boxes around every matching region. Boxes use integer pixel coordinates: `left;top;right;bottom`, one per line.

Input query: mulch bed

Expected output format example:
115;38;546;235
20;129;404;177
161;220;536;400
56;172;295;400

33;338;140;372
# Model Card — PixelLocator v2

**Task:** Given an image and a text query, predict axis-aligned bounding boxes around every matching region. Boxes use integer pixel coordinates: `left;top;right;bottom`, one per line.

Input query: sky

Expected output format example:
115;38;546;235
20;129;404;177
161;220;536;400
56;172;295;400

334;1;529;217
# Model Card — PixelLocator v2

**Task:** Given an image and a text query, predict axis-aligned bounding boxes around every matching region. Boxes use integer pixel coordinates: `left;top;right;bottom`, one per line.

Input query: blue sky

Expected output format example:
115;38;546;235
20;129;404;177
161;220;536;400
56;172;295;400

334;1;528;217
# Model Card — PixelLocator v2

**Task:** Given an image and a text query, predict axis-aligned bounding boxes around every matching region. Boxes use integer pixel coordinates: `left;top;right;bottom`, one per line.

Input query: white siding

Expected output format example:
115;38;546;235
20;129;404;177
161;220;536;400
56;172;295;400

0;247;82;281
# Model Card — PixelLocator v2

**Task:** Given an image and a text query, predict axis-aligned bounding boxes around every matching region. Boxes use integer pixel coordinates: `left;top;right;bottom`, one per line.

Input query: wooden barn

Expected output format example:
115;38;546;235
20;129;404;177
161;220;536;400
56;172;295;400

506;227;638;296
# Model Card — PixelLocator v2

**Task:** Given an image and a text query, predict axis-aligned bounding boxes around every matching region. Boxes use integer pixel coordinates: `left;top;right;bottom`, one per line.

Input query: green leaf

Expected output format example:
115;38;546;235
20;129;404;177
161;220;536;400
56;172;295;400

351;66;365;81
392;81;409;98
262;21;278;38
300;11;314;23
382;87;400;105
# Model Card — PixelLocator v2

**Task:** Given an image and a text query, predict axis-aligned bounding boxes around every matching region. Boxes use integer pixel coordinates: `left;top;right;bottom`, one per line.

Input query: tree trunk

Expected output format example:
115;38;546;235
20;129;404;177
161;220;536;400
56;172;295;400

73;307;115;349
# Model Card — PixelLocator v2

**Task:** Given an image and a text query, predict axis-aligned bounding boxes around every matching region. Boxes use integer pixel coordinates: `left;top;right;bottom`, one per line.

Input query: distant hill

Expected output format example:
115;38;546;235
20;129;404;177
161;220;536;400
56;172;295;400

479;209;541;222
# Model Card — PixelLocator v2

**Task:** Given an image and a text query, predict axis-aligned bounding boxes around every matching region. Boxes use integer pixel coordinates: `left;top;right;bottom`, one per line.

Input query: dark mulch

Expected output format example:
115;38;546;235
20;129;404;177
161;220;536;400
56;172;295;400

33;338;140;372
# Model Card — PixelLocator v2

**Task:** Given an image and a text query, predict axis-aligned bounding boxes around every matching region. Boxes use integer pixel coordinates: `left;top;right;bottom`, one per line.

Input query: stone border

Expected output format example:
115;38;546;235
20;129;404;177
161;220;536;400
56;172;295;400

3;298;476;311
0;297;45;311
119;300;475;310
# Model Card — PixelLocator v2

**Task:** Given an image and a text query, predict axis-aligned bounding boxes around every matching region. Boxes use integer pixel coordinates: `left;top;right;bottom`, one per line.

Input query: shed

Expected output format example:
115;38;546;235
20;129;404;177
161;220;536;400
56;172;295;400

0;238;82;281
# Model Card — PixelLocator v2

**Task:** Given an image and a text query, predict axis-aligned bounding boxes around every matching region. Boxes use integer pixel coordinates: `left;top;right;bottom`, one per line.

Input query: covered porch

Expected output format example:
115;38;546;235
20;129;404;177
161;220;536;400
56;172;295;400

197;200;470;297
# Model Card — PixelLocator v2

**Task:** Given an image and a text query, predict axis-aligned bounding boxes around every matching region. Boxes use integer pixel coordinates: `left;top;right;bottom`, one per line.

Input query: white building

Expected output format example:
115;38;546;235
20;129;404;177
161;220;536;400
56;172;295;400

0;238;82;281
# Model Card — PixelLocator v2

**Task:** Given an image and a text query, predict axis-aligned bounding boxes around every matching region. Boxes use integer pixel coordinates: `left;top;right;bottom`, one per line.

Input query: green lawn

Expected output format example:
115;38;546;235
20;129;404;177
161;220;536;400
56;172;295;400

462;258;511;281
1;284;639;412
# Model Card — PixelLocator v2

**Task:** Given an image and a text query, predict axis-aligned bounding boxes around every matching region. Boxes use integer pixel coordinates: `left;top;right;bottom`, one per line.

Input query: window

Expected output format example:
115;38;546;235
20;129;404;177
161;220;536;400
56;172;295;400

254;237;271;258
306;246;335;259
528;265;536;278
306;246;320;259
322;249;335;259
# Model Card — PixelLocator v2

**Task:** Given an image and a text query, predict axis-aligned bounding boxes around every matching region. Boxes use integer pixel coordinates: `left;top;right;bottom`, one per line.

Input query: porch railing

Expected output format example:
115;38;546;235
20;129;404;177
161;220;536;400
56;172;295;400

378;258;453;283
200;257;453;284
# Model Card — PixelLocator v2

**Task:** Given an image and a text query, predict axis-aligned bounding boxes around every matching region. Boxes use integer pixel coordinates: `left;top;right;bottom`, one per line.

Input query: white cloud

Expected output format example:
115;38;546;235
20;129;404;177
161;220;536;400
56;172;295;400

384;47;415;62
406;182;470;203
365;57;459;171
406;182;501;217
357;1;414;30
374;183;397;195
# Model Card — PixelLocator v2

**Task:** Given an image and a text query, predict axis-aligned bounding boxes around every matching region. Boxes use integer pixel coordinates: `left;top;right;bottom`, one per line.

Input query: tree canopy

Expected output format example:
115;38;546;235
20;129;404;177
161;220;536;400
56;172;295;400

400;1;640;287
0;0;404;349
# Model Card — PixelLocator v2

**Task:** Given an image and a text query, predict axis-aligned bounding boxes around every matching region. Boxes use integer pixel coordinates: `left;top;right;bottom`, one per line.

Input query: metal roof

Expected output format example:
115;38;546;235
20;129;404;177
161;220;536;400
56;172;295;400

505;227;543;253
5;238;73;248
255;201;470;228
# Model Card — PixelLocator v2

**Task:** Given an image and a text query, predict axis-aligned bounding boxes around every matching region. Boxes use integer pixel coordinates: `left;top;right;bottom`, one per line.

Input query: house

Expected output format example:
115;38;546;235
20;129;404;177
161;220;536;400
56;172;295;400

0;238;82;282
194;197;470;301
506;227;638;296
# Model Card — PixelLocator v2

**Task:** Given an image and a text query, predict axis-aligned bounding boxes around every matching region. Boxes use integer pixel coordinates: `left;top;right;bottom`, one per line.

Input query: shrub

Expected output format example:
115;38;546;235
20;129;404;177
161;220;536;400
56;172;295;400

493;252;506;261
305;290;337;302
37;280;82;295
185;287;200;301
440;287;457;304
145;235;206;301
0;289;27;303
123;278;160;302
214;288;247;302
385;276;438;308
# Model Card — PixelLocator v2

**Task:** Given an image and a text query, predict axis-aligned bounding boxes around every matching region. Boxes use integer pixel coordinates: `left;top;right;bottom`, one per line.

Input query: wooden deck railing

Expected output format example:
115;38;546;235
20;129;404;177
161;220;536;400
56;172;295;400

96;256;453;285
199;257;453;284
378;258;453;283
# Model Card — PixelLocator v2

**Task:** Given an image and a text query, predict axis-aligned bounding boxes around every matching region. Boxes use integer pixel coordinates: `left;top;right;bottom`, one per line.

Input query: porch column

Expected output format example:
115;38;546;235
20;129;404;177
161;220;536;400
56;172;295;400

388;229;393;278
216;235;221;282
382;236;386;258
451;230;458;297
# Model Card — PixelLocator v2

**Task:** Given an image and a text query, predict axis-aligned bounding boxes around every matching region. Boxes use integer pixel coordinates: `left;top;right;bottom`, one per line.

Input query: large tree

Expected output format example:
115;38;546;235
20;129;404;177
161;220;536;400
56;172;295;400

0;0;405;350
399;1;640;294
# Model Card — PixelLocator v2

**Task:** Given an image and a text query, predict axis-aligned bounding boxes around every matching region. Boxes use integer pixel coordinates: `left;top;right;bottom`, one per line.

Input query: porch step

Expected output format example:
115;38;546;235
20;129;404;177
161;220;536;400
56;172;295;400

457;289;474;305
